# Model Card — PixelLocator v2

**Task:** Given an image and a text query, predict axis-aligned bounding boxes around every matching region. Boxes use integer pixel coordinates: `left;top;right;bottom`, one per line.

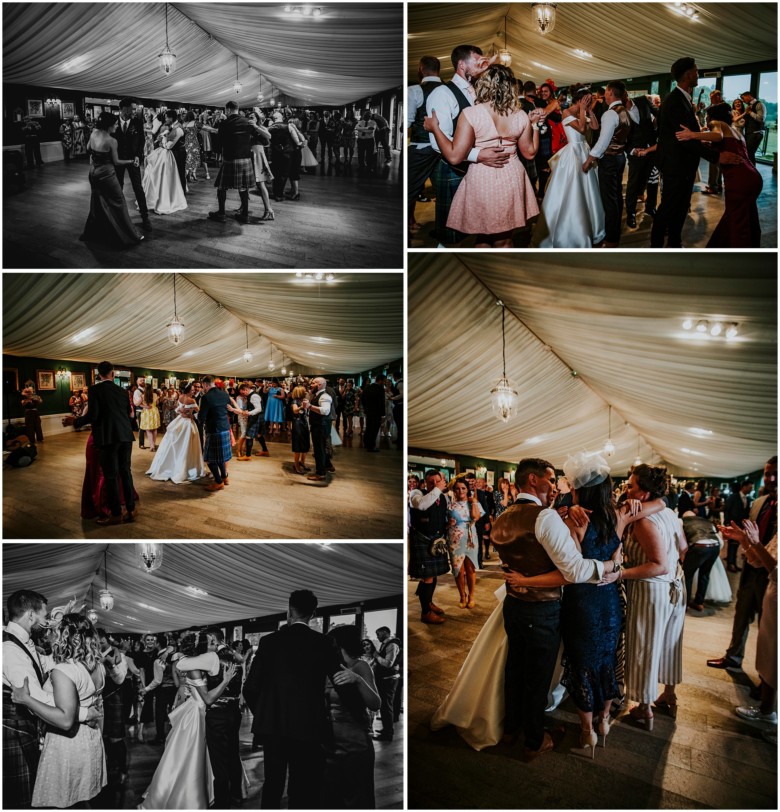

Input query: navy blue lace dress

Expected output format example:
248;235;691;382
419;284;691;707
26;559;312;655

560;523;621;712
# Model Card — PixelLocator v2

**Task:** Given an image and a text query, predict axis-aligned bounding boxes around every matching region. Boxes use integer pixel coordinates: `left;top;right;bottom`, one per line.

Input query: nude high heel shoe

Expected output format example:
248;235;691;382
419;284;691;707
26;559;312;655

628;705;654;731
597;715;611;747
578;727;598;759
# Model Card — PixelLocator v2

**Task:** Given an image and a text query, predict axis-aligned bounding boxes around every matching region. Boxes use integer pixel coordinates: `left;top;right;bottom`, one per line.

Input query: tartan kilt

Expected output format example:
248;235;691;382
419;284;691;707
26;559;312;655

204;430;232;465
102;681;125;740
3;712;40;809
433;160;466;246
408;529;451;579
214;158;254;190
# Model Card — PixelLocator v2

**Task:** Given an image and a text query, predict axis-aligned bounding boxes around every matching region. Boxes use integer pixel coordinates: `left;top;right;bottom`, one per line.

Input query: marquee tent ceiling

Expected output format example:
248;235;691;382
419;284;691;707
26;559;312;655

2;273;403;376
408;3;777;86
3;2;402;108
409;255;777;479
2;543;402;633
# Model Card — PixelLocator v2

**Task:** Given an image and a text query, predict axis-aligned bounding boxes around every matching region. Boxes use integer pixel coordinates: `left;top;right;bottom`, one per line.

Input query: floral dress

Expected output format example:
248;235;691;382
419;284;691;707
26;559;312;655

184;123;201;174
446;499;484;575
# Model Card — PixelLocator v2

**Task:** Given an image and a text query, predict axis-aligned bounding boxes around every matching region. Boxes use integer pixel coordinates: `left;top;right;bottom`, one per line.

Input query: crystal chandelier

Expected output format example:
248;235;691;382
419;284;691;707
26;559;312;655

137;542;163;574
498;15;512;66
294;272;335;282
242;324;253;364
233;55;243;95
604;405;615;457
99;549;114;611
268;345;275;371
532;3;558;35
490;300;518;423
281;356;287;375
158;3;177;75
167;273;184;344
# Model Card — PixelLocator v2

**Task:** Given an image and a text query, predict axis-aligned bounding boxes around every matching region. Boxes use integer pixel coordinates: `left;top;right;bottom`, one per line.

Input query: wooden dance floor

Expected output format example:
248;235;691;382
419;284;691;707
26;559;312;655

109;710;403;809
410;158;777;248
3;154;403;269
2;429;403;539
408;557;777;809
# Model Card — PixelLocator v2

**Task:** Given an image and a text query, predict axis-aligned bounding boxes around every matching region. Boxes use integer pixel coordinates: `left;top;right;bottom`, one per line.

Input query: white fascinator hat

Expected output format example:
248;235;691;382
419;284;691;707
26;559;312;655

563;450;611;490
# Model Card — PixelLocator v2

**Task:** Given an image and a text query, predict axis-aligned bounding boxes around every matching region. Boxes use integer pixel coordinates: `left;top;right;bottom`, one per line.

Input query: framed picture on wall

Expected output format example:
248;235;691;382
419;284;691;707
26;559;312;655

232;625;243;642
70;373;86;391
62;102;75;119
151;377;158;390
36;370;55;390
486;471;495;487
27;99;44;117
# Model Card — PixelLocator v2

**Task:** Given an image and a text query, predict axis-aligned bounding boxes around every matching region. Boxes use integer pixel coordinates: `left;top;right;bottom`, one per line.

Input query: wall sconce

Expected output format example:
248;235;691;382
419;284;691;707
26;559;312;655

56;368;71;380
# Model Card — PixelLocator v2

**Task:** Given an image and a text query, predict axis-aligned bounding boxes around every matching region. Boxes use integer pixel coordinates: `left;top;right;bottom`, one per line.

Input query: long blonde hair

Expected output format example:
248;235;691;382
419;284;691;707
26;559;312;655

474;65;520;115
50;613;101;672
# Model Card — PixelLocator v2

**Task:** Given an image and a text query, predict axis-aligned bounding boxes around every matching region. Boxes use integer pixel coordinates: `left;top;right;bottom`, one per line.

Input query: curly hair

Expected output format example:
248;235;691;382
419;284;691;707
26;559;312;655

633;464;668;500
474;65;520;115
50;613;100;671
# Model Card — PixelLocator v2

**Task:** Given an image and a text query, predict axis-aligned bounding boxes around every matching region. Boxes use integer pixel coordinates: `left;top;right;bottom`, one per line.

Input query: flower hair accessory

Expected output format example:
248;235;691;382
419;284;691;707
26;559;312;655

563;451;610;490
543;78;558;94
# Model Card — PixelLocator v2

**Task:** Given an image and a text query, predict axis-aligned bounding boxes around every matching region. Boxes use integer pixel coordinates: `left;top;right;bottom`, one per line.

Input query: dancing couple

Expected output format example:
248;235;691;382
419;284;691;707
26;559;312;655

431;453;674;761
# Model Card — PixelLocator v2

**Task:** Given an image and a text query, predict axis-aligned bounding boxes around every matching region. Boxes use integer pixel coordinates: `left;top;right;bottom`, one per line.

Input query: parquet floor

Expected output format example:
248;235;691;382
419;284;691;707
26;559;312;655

97;707;403;809
408;557;777;809
410;157;777;249
3;154;403;269
2;428;404;540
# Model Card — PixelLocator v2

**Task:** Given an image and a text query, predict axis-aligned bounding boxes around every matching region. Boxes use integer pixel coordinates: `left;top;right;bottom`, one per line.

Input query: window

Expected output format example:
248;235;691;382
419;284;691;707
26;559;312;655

758;71;777;160
722;73;751;104
363;608;398;642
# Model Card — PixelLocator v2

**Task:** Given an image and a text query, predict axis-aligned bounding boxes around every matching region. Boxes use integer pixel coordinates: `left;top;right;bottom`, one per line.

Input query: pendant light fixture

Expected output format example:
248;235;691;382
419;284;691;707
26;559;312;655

86;585;98;625
498;15;512;66
158;3;177;75
99;549;114;611
281;355;287;376
490;300;518;423
634;436;642;467
604;405;615;457
137;543;163;574
532;2;558;35
167;273;184;344
232;55;243;95
242;324;253;364
268;345;275;371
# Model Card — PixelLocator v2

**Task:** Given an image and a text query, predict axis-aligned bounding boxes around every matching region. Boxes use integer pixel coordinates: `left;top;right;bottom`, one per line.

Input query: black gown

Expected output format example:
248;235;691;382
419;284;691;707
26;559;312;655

291;398;310;452
80;149;143;246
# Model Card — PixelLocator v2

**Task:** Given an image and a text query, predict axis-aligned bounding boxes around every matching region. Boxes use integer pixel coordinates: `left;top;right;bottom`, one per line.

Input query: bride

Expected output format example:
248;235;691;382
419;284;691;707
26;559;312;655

143;111;187;215
531;89;606;248
139;631;237;809
147;381;206;483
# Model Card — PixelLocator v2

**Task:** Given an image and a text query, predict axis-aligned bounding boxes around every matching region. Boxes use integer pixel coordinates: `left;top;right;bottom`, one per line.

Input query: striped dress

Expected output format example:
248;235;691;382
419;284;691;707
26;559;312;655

624;508;686;704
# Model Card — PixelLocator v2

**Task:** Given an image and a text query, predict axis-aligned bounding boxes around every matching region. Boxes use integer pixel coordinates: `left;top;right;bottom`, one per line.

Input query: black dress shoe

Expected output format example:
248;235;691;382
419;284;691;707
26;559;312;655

707;656;741;670
644;207;657;217
626;213;637;229
234;212;249;224
372;733;393;742
208;211;226;222
141;217;153;232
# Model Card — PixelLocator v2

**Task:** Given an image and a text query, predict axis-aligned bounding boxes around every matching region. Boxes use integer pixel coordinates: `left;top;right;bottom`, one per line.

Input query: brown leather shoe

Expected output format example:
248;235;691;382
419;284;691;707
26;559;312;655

326;464;336;473
123;508;139;523
307;474;326;481
223;477;229;486
96;514;123;526
420;610;444;624
428;602;445;615
258;451;270;456
205;483;225;492
522;729;561;762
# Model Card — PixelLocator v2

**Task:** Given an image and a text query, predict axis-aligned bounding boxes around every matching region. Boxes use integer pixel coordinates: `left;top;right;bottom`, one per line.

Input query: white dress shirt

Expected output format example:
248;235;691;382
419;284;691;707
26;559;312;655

409;486;443;510
515;494;604;583
247;392;263;417
313;388;332;417
176;649;221;677
426;73;481;163
3;621;90;721
589;100;624;159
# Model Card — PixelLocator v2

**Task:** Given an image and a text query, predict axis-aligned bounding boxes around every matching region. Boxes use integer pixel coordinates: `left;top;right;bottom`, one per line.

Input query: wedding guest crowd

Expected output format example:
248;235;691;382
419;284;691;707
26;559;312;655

2;588;393;809
409;47;767;249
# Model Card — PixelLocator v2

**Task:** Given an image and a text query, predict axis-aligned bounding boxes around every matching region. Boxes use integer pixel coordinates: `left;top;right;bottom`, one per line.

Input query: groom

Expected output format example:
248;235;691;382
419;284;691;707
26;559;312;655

582;81;630;247
492;458;620;761
243;589;341;809
199;376;232;491
115;97;151;231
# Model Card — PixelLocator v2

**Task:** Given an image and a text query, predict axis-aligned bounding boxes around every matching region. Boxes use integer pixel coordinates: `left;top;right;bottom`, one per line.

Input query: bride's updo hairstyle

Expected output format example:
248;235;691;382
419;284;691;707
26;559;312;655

50;613;101;671
179;630;208;657
96;111;118;131
180;380;194;395
474;65;520;116
633;464;668;500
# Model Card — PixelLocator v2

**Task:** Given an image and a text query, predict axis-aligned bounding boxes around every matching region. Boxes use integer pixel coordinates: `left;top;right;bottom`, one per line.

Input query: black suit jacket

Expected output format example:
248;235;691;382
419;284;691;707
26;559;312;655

724;491;752;525
242;623;340;743
362;382;386;418
199;387;231;434
656;86;706;173
113;116;145;161
218;114;264;161
74;380;134;446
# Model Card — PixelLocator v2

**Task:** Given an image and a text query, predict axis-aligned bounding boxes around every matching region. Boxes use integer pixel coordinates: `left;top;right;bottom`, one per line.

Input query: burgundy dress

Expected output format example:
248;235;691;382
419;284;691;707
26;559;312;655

707;136;762;248
80;433;139;519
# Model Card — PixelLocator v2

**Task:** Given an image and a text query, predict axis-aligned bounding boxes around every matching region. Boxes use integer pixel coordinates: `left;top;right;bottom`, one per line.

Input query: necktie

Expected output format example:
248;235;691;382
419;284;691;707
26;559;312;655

123;120;128;133
757;498;777;544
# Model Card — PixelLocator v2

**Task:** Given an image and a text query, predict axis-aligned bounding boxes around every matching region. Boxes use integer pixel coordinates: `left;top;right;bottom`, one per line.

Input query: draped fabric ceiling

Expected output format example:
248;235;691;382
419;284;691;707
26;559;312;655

408;3;777;86
2;543;402;633
3;2;402;108
409;255;777;479
3;273;403;376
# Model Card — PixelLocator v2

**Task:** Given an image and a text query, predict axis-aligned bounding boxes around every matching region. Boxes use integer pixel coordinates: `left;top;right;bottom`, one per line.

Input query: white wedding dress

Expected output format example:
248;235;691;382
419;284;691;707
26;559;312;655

147;406;206;483
531;115;606;248
139;677;214;809
691;543;733;603
143;145;187;215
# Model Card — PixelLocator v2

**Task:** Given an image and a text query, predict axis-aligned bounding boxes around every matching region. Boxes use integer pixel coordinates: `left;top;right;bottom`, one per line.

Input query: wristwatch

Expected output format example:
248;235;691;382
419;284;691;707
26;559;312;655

612;560;622;574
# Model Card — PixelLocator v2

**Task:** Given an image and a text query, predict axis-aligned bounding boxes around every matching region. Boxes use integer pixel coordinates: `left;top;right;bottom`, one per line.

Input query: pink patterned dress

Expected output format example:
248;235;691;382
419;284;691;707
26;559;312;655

447;104;539;235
